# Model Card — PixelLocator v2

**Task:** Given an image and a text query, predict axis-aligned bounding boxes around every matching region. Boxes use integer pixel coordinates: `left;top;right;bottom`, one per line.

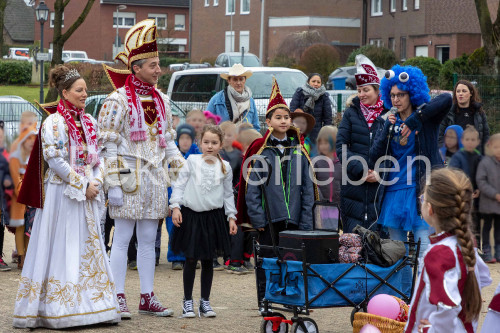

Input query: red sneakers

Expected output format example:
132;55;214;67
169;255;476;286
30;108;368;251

117;293;131;319
138;292;174;317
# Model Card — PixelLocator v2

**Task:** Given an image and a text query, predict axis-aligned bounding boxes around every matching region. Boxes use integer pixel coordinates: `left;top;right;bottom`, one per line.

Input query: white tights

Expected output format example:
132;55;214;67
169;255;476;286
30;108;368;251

110;218;158;294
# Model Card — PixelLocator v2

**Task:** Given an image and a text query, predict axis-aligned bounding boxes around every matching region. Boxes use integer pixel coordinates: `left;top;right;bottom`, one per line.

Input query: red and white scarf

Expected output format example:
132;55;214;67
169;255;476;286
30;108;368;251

57;99;100;176
360;98;384;129
124;74;167;147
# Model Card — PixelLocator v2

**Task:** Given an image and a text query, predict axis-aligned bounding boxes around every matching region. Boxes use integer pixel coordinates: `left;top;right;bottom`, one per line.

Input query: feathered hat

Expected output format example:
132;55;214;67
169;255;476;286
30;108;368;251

103;19;159;90
266;77;289;115
354;54;380;87
115;19;158;69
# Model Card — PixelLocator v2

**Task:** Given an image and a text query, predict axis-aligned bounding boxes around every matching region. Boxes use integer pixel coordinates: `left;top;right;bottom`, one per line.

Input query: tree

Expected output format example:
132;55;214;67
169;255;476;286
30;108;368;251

299;44;340;80
0;0;7;57
276;30;327;61
473;0;500;73
46;0;95;102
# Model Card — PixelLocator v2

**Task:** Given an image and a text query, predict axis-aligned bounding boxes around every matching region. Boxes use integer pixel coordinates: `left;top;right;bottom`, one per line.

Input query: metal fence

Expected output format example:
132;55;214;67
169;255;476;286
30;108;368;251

454;74;500;134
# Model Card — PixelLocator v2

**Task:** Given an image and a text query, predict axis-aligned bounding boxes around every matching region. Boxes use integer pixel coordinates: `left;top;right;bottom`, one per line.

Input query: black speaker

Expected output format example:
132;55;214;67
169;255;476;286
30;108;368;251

279;230;339;264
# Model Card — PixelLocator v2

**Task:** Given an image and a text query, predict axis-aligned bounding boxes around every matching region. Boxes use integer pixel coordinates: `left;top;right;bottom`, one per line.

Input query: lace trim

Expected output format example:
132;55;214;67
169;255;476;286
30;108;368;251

64;177;88;202
200;163;217;194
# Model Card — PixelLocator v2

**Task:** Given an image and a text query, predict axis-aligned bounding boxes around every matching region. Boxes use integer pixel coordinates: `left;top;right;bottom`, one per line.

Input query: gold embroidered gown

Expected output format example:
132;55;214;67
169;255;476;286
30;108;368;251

13;113;121;328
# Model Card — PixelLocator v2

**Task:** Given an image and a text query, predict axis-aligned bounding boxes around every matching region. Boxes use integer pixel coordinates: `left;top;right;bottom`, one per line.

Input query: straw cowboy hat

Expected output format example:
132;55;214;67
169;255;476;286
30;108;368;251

220;63;253;80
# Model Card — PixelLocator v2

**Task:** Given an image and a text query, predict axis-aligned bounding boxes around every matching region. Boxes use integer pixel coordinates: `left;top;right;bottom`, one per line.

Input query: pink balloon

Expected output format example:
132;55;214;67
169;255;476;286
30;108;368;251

367;294;401;320
359;323;381;333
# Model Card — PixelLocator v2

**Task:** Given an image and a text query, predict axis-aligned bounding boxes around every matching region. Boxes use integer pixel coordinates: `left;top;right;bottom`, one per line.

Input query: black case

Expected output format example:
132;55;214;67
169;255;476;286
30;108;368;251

279;230;339;264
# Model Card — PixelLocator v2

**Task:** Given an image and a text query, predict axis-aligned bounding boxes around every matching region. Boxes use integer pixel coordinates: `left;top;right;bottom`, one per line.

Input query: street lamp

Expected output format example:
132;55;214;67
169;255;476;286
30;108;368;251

35;0;49;104
115;5;127;49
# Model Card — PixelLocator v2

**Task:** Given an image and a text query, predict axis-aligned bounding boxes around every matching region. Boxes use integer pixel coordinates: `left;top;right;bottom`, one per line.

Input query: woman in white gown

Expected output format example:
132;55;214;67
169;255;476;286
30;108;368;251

13;65;121;328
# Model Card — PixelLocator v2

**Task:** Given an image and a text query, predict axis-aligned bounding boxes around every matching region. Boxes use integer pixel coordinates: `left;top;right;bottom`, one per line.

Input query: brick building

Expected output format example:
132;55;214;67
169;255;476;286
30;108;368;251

33;0;189;61
190;0;362;64
364;0;499;63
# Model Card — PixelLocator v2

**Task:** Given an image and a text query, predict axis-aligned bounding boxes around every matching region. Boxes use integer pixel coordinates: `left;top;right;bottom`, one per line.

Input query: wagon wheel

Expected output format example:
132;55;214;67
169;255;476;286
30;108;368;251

291;318;319;333
260;312;289;333
350;307;362;326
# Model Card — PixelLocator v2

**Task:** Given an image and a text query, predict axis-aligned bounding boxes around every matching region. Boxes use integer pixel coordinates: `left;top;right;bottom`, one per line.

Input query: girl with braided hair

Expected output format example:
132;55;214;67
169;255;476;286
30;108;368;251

406;168;491;333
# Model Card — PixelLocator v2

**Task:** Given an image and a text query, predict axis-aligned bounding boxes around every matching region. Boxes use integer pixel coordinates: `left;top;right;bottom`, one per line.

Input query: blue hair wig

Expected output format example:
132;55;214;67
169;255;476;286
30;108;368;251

380;64;430;108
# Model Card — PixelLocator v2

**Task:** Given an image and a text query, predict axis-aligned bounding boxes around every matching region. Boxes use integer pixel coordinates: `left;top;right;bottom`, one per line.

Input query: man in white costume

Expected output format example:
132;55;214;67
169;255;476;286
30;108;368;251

99;19;184;318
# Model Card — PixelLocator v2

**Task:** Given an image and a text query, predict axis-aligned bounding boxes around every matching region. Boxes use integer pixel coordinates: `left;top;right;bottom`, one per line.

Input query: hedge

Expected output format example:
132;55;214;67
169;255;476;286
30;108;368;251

0;60;31;84
346;45;397;69
404;56;442;88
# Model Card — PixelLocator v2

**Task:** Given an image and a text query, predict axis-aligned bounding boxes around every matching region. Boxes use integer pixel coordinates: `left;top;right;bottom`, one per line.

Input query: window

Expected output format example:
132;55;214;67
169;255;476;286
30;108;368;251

369;39;383;47
148;14;167;30
390;0;396;12
174;14;185;30
414;0;420;9
240;0;250;14
214;0;219;5
400;37;407;61
113;12;136;28
225;31;235;52
50;12;64;28
415;46;428;57
437;46;450;64
388;38;395;51
239;31;250;52
204;0;209;6
371;0;382;16
226;0;235;15
402;0;407;11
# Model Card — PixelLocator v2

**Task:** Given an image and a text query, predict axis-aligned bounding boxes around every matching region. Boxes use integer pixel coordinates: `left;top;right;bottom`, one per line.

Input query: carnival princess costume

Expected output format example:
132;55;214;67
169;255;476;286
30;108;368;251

13;82;121;328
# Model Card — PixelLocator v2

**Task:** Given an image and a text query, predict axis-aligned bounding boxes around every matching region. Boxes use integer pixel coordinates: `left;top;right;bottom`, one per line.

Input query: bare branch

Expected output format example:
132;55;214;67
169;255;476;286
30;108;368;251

63;0;71;8
60;0;95;44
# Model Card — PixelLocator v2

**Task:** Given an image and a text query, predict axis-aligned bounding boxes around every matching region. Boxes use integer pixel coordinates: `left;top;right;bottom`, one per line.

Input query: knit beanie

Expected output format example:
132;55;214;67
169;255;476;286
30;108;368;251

176;123;196;142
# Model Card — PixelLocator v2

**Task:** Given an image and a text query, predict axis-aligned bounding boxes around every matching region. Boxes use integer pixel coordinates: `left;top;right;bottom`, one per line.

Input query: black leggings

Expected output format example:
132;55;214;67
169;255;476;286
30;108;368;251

183;258;213;300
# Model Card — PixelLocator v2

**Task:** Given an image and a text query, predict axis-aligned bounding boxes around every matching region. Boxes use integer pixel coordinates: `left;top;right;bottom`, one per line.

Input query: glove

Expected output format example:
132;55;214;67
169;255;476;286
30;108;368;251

108;186;123;207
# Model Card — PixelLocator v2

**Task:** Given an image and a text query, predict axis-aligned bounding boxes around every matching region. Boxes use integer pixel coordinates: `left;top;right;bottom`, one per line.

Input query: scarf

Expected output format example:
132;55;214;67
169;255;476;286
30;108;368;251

359;98;384;129
302;83;326;112
124;74;167;147
57;99;99;176
227;85;252;122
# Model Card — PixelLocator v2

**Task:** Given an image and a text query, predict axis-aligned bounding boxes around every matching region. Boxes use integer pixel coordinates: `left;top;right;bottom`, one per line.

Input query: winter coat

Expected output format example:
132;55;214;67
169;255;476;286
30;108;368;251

477;155;500;215
206;88;260;131
438;102;490;154
370;93;453;215
245;132;316;230
0;149;11;225
449;149;482;190
336;96;388;233
314;156;341;204
290;87;333;142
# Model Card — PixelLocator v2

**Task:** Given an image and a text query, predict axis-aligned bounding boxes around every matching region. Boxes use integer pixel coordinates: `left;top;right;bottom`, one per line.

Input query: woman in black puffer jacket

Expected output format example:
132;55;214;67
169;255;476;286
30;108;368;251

290;73;332;142
438;80;490;154
336;55;388;233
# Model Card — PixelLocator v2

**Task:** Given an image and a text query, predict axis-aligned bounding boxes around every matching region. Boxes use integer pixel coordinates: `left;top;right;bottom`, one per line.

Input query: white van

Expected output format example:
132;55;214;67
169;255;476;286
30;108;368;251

166;67;308;124
3;48;31;61
49;50;88;61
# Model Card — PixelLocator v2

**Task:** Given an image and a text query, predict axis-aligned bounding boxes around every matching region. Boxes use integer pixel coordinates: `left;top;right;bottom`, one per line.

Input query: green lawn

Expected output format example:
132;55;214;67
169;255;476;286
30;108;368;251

0;85;47;103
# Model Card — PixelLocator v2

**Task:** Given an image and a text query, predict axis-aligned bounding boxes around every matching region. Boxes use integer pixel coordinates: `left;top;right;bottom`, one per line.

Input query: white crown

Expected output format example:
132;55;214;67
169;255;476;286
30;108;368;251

64;69;81;83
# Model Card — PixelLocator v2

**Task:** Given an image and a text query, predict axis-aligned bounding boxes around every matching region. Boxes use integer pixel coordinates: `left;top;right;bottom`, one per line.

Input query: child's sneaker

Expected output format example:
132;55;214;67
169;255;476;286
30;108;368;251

128;260;137;270
213;259;223;271
172;261;184;270
11;250;18;264
117;293;131;319
243;260;254;270
226;264;250;275
0;257;11;271
139;292;174;317
199;298;216;318
181;299;196;318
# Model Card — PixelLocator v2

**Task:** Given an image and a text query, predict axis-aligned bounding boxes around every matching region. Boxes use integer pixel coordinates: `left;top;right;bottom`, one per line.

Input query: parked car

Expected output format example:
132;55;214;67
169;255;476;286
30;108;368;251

0;96;42;148
49;50;88;62
214;52;260;67
168;63;185;71
3;48;32;61
166;67;307;126
327;66;386;90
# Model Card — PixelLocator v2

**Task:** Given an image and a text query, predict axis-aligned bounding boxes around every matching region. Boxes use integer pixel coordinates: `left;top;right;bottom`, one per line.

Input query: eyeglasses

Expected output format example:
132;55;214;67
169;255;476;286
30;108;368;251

390;92;408;100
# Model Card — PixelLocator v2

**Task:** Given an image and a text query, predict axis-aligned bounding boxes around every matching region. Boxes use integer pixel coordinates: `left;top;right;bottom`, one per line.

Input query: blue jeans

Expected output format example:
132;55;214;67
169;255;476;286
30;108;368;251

388;226;433;297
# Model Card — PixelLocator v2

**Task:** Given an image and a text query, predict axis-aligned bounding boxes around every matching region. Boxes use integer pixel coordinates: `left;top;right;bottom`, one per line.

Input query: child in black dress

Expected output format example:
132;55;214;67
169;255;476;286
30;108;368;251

170;124;238;318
